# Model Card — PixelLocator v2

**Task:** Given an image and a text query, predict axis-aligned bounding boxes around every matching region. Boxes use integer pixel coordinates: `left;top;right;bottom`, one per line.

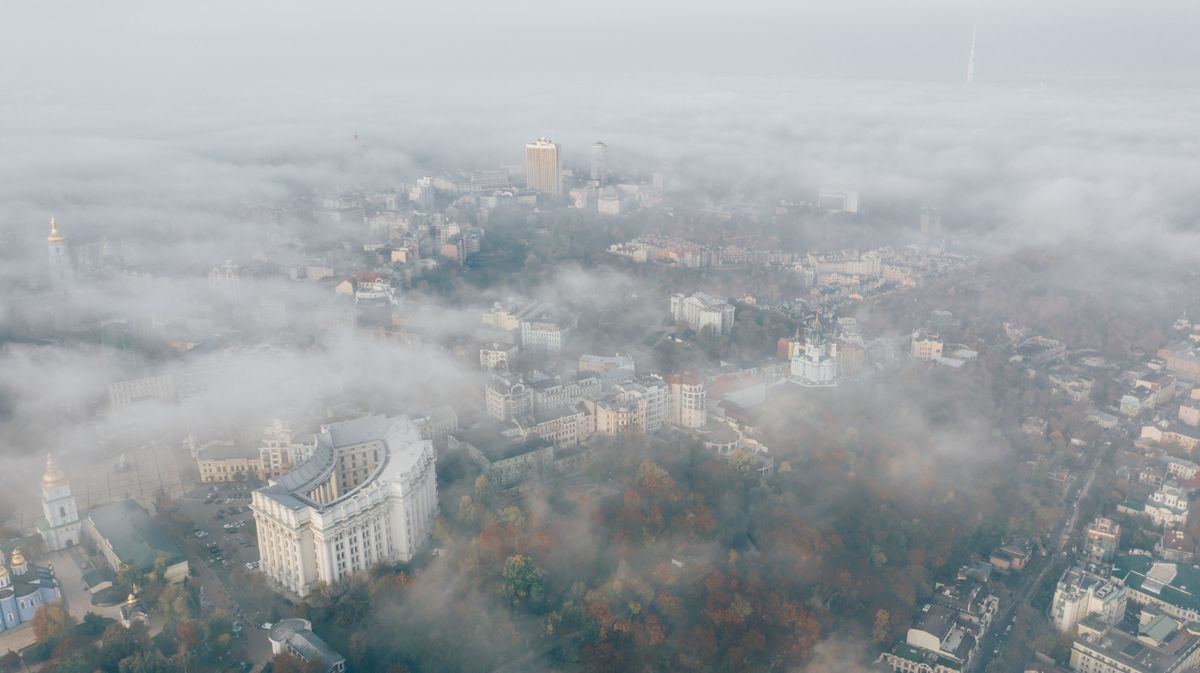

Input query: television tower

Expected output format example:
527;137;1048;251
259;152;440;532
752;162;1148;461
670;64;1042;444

966;25;977;85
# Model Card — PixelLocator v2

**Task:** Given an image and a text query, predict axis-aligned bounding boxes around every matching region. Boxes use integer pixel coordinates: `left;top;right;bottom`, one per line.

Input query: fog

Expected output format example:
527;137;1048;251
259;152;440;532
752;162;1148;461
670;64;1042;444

2;2;1198;672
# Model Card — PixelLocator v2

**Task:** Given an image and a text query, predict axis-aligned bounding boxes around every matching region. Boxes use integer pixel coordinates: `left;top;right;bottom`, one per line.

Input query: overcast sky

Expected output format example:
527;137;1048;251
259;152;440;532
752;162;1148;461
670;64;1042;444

5;0;1199;97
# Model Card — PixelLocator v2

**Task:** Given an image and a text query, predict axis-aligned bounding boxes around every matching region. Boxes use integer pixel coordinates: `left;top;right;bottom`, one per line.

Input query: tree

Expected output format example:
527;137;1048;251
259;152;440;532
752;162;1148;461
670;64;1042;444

80;612;108;638
502;555;545;607
873;609;891;644
32;604;74;644
117;652;172;673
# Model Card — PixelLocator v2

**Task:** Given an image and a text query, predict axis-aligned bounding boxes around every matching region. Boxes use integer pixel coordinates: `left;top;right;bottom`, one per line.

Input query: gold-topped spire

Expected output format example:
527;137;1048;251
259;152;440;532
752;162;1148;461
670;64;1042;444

43;453;66;489
47;217;64;244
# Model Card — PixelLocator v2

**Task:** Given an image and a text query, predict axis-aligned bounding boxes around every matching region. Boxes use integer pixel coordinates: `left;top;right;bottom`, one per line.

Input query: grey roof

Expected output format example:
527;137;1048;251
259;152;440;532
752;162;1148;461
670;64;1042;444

257;415;427;512
269;619;345;669
88;500;185;572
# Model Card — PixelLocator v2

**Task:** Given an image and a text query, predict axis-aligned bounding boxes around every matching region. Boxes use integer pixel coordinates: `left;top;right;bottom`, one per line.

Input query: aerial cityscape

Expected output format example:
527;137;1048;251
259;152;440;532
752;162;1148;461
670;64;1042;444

2;2;1199;673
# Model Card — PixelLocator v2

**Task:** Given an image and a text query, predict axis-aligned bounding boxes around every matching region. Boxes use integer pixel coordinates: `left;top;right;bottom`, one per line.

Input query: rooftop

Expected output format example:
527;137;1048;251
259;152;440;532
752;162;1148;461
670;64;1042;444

269;619;345;670
87;500;185;572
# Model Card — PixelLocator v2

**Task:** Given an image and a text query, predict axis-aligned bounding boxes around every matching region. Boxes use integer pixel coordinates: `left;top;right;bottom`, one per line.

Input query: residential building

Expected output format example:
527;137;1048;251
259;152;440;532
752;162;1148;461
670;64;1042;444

669;292;736;336
1158;343;1200;382
485;373;533;421
989;538;1033;572
1159;530;1195;564
590;142;608;182
512;405;591;448
881;603;982;673
480;342;518;372
260;419;315;481
449;426;554;487
666;373;707;428
269;619;346;673
1141;423;1200;452
251;416;438;597
1051;566;1127;634
525;138;563;196
1070;611;1200;673
1084;518;1121;564
578;354;636;384
84;500;190;583
816;190;860;214
531;374;603;413
520;315;570;353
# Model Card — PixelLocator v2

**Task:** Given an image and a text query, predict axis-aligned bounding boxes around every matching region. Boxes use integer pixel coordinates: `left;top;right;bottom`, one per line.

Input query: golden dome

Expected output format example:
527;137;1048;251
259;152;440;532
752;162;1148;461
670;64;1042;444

47;217;64;244
43;454;66;489
9;549;25;567
0;564;8;578
126;592;137;605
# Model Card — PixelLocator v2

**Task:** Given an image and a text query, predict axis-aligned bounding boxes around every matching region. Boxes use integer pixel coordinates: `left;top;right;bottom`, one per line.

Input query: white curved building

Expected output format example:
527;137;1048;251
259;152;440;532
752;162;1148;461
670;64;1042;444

251;415;437;597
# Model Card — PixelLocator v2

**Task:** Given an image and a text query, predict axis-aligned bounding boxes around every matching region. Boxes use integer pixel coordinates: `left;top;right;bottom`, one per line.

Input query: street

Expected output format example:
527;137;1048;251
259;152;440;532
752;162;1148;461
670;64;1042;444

970;443;1105;673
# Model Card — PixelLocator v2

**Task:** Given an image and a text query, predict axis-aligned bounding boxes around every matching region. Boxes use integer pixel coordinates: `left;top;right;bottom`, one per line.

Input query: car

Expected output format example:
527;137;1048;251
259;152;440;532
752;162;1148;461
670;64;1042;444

244;561;259;570
261;622;273;630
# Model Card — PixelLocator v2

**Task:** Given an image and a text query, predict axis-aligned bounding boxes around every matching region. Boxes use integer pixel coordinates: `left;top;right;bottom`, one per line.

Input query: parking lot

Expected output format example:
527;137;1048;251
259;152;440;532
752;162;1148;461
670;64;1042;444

178;482;260;572
172;481;283;665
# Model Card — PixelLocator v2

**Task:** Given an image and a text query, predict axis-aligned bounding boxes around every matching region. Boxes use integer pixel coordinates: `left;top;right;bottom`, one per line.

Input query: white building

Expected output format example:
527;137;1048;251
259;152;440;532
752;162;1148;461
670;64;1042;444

590;142;608;182
669;292;736;336
38;454;82;551
1146;479;1190;527
485;373;534;421
816;190;860;214
47;217;75;295
208;261;242;304
1050;566;1127;635
251;416;438;597
520;318;568;354
260;419;315;480
791;328;838;387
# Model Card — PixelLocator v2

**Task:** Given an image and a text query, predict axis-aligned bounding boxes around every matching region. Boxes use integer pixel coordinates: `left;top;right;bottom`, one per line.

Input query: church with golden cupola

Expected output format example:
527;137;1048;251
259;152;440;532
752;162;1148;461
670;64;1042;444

0;547;61;631
38;454;82;551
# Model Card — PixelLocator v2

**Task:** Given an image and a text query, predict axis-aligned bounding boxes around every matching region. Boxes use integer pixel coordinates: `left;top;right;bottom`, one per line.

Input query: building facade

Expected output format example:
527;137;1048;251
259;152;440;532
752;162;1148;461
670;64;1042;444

0;549;62;632
251;416;438;597
669;292;735;336
1051;566;1127;635
666;373;707;429
525;138;563;196
39;454;82;551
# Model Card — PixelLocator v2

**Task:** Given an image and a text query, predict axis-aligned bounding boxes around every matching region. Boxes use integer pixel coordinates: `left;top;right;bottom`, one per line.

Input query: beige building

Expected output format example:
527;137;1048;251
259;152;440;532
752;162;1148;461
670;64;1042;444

525;138;563;196
252;416;438;597
666;373;707;428
911;331;944;360
197;444;263;483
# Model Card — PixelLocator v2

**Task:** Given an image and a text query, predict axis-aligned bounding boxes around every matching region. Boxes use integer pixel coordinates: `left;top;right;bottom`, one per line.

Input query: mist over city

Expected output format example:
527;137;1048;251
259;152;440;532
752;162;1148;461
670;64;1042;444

2;2;1199;673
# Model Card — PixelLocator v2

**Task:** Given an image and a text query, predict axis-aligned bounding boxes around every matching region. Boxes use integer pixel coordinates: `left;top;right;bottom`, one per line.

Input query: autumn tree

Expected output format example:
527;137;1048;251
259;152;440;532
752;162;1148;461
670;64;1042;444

502;554;546;607
32;604;74;644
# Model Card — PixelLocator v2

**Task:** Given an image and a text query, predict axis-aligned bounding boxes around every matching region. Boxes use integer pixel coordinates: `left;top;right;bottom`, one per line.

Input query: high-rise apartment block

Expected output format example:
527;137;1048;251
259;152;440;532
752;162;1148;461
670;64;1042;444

525;138;562;196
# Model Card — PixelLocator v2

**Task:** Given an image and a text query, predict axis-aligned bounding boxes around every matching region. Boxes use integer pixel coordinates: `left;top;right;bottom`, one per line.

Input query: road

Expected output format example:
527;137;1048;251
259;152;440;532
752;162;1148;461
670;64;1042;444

969;443;1105;673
